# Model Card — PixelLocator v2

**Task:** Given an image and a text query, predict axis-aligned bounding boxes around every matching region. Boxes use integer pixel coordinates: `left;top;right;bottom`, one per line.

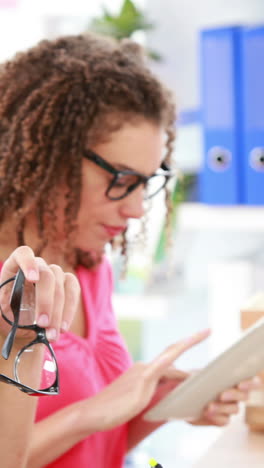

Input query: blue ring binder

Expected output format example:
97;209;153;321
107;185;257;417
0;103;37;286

199;26;244;205
241;26;264;205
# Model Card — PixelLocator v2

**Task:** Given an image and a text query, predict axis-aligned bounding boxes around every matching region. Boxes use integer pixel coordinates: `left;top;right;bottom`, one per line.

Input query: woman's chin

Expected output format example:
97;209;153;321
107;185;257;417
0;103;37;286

75;247;104;269
77;237;107;254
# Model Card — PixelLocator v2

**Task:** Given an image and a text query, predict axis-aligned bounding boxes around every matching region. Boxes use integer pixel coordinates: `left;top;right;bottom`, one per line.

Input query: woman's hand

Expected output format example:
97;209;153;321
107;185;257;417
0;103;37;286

80;329;211;433
126;368;263;451
0;246;80;468
144;366;263;427
0;246;80;343
126;367;188;450
190;375;263;426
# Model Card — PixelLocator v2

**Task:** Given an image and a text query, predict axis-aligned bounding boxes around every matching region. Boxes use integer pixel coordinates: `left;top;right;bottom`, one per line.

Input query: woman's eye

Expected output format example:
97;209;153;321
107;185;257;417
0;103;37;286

115;174;138;187
115;178;128;188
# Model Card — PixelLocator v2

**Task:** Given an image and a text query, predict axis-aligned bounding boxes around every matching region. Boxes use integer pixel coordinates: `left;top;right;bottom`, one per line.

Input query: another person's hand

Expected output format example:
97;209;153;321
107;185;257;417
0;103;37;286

0;246;80;343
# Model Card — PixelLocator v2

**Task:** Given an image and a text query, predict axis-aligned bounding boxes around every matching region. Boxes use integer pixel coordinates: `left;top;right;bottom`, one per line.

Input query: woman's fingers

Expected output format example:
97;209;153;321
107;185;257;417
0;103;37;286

0;246;39;282
0;247;80;342
61;273;80;333
218;376;262;404
35;262;80;340
192;375;263;428
207;401;239;417
237;376;263;392
195;375;263;428
206;413;230;426
147;329;211;379
160;367;189;382
45;264;66;341
203;400;239;426
219;388;248;403
34;258;56;330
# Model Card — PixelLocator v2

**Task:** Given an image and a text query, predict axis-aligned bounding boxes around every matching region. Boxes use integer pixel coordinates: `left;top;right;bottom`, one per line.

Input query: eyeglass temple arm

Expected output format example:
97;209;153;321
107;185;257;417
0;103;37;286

2;269;24;360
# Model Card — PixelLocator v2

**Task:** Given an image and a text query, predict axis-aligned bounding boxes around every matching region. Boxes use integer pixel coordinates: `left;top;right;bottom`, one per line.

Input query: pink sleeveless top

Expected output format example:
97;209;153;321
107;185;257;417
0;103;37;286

35;258;132;467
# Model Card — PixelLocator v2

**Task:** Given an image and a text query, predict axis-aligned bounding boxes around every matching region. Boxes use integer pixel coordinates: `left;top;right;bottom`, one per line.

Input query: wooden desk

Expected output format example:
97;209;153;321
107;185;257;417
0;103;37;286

193;413;264;467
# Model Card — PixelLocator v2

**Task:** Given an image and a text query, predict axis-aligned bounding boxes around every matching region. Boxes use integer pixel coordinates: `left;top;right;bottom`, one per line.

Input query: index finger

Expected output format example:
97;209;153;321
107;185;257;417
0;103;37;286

147;329;211;378
237;376;262;391
1;246;39;283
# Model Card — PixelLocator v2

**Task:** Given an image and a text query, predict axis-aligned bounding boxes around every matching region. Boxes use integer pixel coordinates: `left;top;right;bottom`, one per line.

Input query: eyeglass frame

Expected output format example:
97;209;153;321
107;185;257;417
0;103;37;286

83;149;174;201
0;269;59;396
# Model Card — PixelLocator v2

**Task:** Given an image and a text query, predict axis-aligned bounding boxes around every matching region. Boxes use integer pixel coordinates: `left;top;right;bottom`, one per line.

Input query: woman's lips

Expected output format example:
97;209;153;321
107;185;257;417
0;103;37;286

102;225;126;238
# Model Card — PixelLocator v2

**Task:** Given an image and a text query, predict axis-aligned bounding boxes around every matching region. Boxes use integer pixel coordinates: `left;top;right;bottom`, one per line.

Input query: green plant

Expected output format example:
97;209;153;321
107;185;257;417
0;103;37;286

118;319;142;360
154;173;197;264
87;0;162;61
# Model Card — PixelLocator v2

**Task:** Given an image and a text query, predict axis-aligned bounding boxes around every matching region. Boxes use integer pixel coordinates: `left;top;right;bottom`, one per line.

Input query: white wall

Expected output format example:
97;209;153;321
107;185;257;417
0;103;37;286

146;0;264;111
0;0;145;61
5;0;260;108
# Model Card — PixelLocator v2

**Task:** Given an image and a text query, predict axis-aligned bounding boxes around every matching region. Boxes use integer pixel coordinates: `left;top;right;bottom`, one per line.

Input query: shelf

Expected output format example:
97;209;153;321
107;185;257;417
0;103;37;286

177;203;264;231
113;293;166;319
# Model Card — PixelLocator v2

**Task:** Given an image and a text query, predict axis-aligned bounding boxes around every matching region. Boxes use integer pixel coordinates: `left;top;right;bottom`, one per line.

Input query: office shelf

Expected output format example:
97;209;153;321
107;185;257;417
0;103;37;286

177;203;264;231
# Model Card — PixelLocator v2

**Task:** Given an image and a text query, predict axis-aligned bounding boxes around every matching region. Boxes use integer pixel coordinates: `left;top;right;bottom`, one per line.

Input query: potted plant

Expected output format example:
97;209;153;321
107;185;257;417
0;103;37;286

87;0;162;61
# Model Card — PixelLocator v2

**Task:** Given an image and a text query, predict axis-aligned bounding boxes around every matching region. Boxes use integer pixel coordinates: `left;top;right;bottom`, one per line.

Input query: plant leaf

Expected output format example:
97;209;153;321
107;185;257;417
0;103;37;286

87;0;161;60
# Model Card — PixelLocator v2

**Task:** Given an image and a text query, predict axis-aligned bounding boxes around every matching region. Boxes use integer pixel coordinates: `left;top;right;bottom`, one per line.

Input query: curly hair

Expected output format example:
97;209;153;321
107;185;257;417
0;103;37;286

0;33;176;268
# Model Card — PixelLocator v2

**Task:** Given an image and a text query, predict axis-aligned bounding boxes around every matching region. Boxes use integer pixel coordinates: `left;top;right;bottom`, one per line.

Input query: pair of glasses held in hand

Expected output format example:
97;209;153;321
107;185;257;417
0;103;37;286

0;269;59;395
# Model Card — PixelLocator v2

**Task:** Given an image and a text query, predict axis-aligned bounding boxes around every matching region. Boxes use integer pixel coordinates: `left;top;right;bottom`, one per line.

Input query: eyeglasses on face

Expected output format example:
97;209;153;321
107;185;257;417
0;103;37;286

0;269;59;396
83;149;174;201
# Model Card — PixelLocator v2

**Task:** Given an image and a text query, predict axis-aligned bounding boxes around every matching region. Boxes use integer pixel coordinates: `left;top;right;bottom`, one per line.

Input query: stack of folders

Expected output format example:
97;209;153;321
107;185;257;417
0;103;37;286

199;25;264;205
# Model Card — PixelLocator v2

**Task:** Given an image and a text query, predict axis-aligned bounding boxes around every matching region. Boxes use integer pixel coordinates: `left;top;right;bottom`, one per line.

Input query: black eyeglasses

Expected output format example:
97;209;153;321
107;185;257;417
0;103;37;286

0;269;59;395
83;150;174;201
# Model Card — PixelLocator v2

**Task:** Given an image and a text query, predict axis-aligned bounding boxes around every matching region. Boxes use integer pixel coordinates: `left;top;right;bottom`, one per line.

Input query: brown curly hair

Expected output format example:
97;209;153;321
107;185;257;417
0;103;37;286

0;33;176;268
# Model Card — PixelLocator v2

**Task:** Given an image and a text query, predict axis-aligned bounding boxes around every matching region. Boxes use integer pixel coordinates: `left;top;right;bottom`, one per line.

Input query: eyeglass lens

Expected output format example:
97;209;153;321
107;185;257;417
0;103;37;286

0;277;57;392
15;343;57;390
108;173;167;200
1;278;35;326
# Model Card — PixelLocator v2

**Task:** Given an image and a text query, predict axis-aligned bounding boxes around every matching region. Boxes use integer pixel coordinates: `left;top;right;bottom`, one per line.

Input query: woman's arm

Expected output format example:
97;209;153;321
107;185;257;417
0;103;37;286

27;332;211;467
127;368;186;451
29;376;178;467
127;371;262;451
0;246;79;468
0;337;42;468
28;399;96;468
29;402;163;467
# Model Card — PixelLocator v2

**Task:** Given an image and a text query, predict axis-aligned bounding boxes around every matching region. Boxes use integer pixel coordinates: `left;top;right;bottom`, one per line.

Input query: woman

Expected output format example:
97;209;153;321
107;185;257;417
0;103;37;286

0;246;80;468
0;34;260;468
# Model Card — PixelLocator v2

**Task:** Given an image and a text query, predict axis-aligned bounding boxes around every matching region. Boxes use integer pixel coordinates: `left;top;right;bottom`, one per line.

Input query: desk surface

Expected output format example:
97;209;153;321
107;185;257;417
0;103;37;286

193;413;264;467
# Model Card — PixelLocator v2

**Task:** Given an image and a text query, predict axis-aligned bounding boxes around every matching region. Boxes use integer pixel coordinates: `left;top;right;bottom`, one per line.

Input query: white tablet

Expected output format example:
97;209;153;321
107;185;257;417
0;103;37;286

144;316;264;422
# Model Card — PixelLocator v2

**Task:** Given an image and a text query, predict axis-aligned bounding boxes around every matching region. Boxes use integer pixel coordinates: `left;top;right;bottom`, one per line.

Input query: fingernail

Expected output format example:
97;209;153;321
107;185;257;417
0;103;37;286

61;321;69;332
183;329;210;345
238;375;263;390
26;269;39;281
46;328;57;341
252;376;263;387
240;376;263;390
37;314;49;327
221;391;235;401
238;382;250;391
208;403;217;414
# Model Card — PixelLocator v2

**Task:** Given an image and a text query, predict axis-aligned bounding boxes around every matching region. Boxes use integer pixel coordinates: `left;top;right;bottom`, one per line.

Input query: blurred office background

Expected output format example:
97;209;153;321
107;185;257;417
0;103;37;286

1;1;264;467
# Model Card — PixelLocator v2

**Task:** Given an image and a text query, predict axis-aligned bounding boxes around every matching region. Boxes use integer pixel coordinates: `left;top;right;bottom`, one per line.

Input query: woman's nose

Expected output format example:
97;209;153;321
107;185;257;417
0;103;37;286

119;185;145;220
